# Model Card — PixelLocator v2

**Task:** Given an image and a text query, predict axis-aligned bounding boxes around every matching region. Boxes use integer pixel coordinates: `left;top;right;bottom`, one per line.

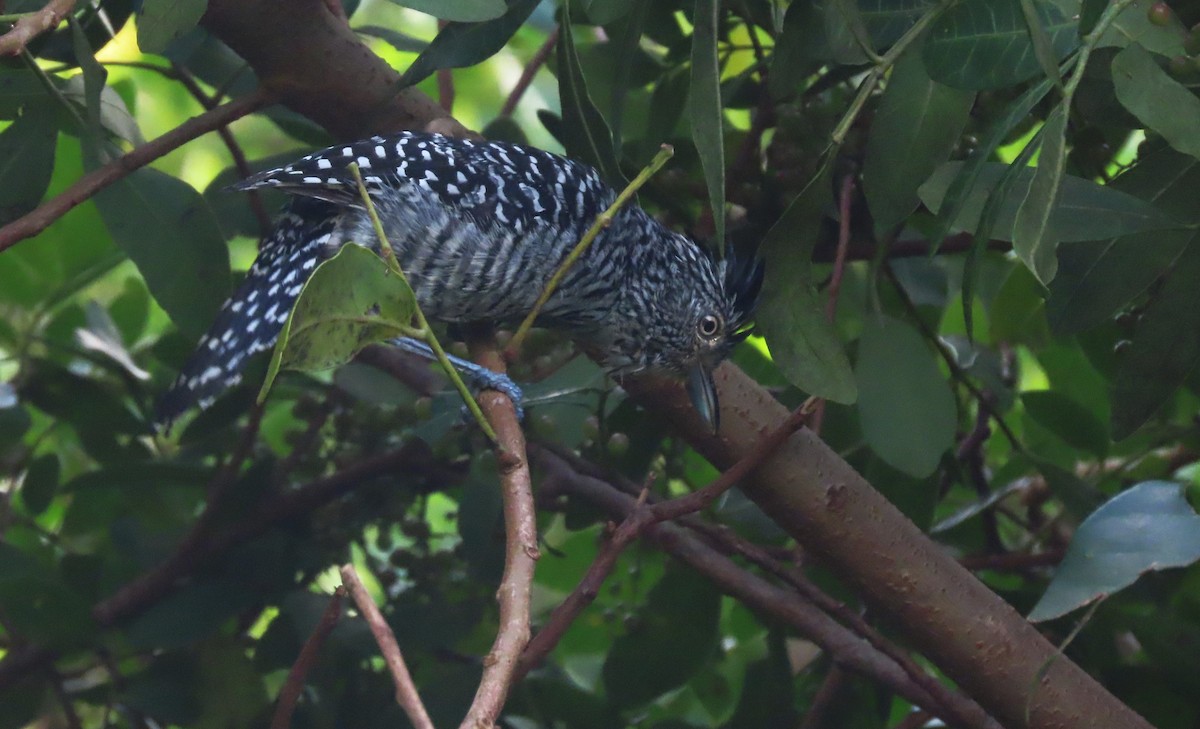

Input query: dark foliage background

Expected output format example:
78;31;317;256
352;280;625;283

2;0;1200;727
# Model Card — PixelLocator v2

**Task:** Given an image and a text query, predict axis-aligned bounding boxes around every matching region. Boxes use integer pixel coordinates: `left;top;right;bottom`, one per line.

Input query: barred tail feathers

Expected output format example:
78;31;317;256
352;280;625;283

155;204;336;426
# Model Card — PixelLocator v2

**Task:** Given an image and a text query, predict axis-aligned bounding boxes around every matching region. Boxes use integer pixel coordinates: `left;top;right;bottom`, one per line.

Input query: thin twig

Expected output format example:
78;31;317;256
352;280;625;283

340;566;435;729
270;587;346;729
499;25;559;118
799;665;848;729
0;0;74;56
0;87;275;254
507;144;675;356
517;400;813;677
825;173;855;323
348;162;498;441
459;336;539;729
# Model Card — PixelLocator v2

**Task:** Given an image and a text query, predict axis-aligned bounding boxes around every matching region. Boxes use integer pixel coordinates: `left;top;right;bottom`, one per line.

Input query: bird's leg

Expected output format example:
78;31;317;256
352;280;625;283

387;337;525;420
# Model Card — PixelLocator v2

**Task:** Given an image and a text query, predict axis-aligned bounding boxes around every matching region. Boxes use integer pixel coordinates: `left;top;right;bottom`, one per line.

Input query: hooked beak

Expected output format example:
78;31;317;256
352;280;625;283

686;361;720;434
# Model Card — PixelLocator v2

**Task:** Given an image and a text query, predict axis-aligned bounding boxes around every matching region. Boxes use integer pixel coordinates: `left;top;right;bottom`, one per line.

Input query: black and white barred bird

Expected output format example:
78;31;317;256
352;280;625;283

157;131;763;430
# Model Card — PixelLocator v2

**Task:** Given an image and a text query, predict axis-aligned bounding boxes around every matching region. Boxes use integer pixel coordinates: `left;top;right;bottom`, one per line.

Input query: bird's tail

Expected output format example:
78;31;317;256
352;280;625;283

155;201;337;428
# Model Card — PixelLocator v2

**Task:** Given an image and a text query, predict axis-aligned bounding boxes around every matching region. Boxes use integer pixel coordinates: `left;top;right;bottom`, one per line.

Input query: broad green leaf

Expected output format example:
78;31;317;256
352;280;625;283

1030;481;1200;621
856;315;957;477
919;161;1187;243
458;455;505;581
385;0;506;22
126;580;258;650
581;0;637;25
690;0;725;252
861;0;934;49
923;0;1078;90
1012;103;1068;283
1023;390;1109;457
260;244;418;400
1112;43;1200;162
1018;0;1064;88
87;159;231;341
18;454;59;516
1047;145;1199;335
1096;0;1186;56
989;264;1050;347
194;640;269;729
138;0;207;55
602;567;721;708
1112;244;1200;438
0;103;57;226
927;77;1053;254
0;70;49;119
863;47;974;233
396;0;540;88
757;162;857;403
556;0;625;187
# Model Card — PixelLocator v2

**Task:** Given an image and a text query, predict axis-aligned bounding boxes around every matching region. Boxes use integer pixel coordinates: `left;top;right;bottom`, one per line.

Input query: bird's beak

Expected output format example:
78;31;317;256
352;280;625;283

686;361;720;434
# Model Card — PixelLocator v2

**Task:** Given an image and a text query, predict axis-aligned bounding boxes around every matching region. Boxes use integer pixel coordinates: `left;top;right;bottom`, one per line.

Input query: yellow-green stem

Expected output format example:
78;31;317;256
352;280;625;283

348;163;499;442
508;144;675;356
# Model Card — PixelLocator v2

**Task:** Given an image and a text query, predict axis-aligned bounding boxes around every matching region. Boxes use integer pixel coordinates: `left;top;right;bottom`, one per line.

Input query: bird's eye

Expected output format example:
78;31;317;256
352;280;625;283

698;314;722;339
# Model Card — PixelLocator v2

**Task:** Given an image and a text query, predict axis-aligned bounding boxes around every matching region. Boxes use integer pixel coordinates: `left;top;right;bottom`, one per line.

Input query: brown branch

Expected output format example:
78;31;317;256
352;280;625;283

0;0;75;56
517;400;812;679
0;87;275;254
825;172;855;323
799;665;848;729
531;449;976;724
460;336;538;729
499;25;559;118
270;587;346;729
340;566;434;729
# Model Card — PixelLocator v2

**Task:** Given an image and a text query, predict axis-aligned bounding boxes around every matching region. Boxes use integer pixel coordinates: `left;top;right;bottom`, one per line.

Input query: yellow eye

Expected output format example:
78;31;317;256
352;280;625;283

698;314;722;339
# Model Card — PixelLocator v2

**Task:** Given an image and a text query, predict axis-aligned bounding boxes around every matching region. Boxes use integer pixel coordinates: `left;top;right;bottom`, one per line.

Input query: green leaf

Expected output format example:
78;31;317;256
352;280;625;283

989;264;1051;347
556;0;626;187
919;161;1187;244
87;159;231;340
1112;244;1200;438
1037;459;1105;519
397;0;540;89
1030;481;1200;621
126;580;258;650
690;0;725;252
18;454;59;516
0;69;49;119
856;315;957;477
923;0;1079;90
1012;103;1068;283
927;77;1052;254
1018;0;1064;89
863;46;974;233
757;162;857;403
260;244;418;400
60;77;144;144
138;0;208;55
385;0;506;22
602;567;721;708
0;103;57;226
581;0;637;25
1023;390;1109;457
1096;0;1187;56
1047;146;1200;335
1112;43;1200;162
861;0;934;49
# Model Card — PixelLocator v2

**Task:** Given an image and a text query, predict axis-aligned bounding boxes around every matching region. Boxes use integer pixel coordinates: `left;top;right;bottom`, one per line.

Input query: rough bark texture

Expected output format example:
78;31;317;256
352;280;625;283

196;2;1153;726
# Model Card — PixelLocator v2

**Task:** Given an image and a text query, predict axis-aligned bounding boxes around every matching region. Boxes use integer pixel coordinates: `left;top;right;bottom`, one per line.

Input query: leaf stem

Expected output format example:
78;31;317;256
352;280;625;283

348;163;498;442
507;143;675;357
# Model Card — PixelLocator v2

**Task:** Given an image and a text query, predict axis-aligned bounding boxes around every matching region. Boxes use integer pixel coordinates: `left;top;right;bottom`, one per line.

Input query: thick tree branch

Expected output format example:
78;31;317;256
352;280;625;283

621;366;1153;729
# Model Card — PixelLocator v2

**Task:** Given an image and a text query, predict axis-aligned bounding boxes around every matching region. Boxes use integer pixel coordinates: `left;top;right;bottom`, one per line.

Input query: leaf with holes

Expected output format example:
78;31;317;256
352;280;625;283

1030;481;1200;621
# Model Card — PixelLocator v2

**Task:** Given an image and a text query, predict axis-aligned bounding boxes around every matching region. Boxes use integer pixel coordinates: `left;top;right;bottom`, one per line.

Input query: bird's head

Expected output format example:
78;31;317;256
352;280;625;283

605;232;764;432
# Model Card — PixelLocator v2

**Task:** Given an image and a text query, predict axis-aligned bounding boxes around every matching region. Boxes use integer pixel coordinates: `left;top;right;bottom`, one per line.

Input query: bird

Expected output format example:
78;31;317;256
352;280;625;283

156;131;764;431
